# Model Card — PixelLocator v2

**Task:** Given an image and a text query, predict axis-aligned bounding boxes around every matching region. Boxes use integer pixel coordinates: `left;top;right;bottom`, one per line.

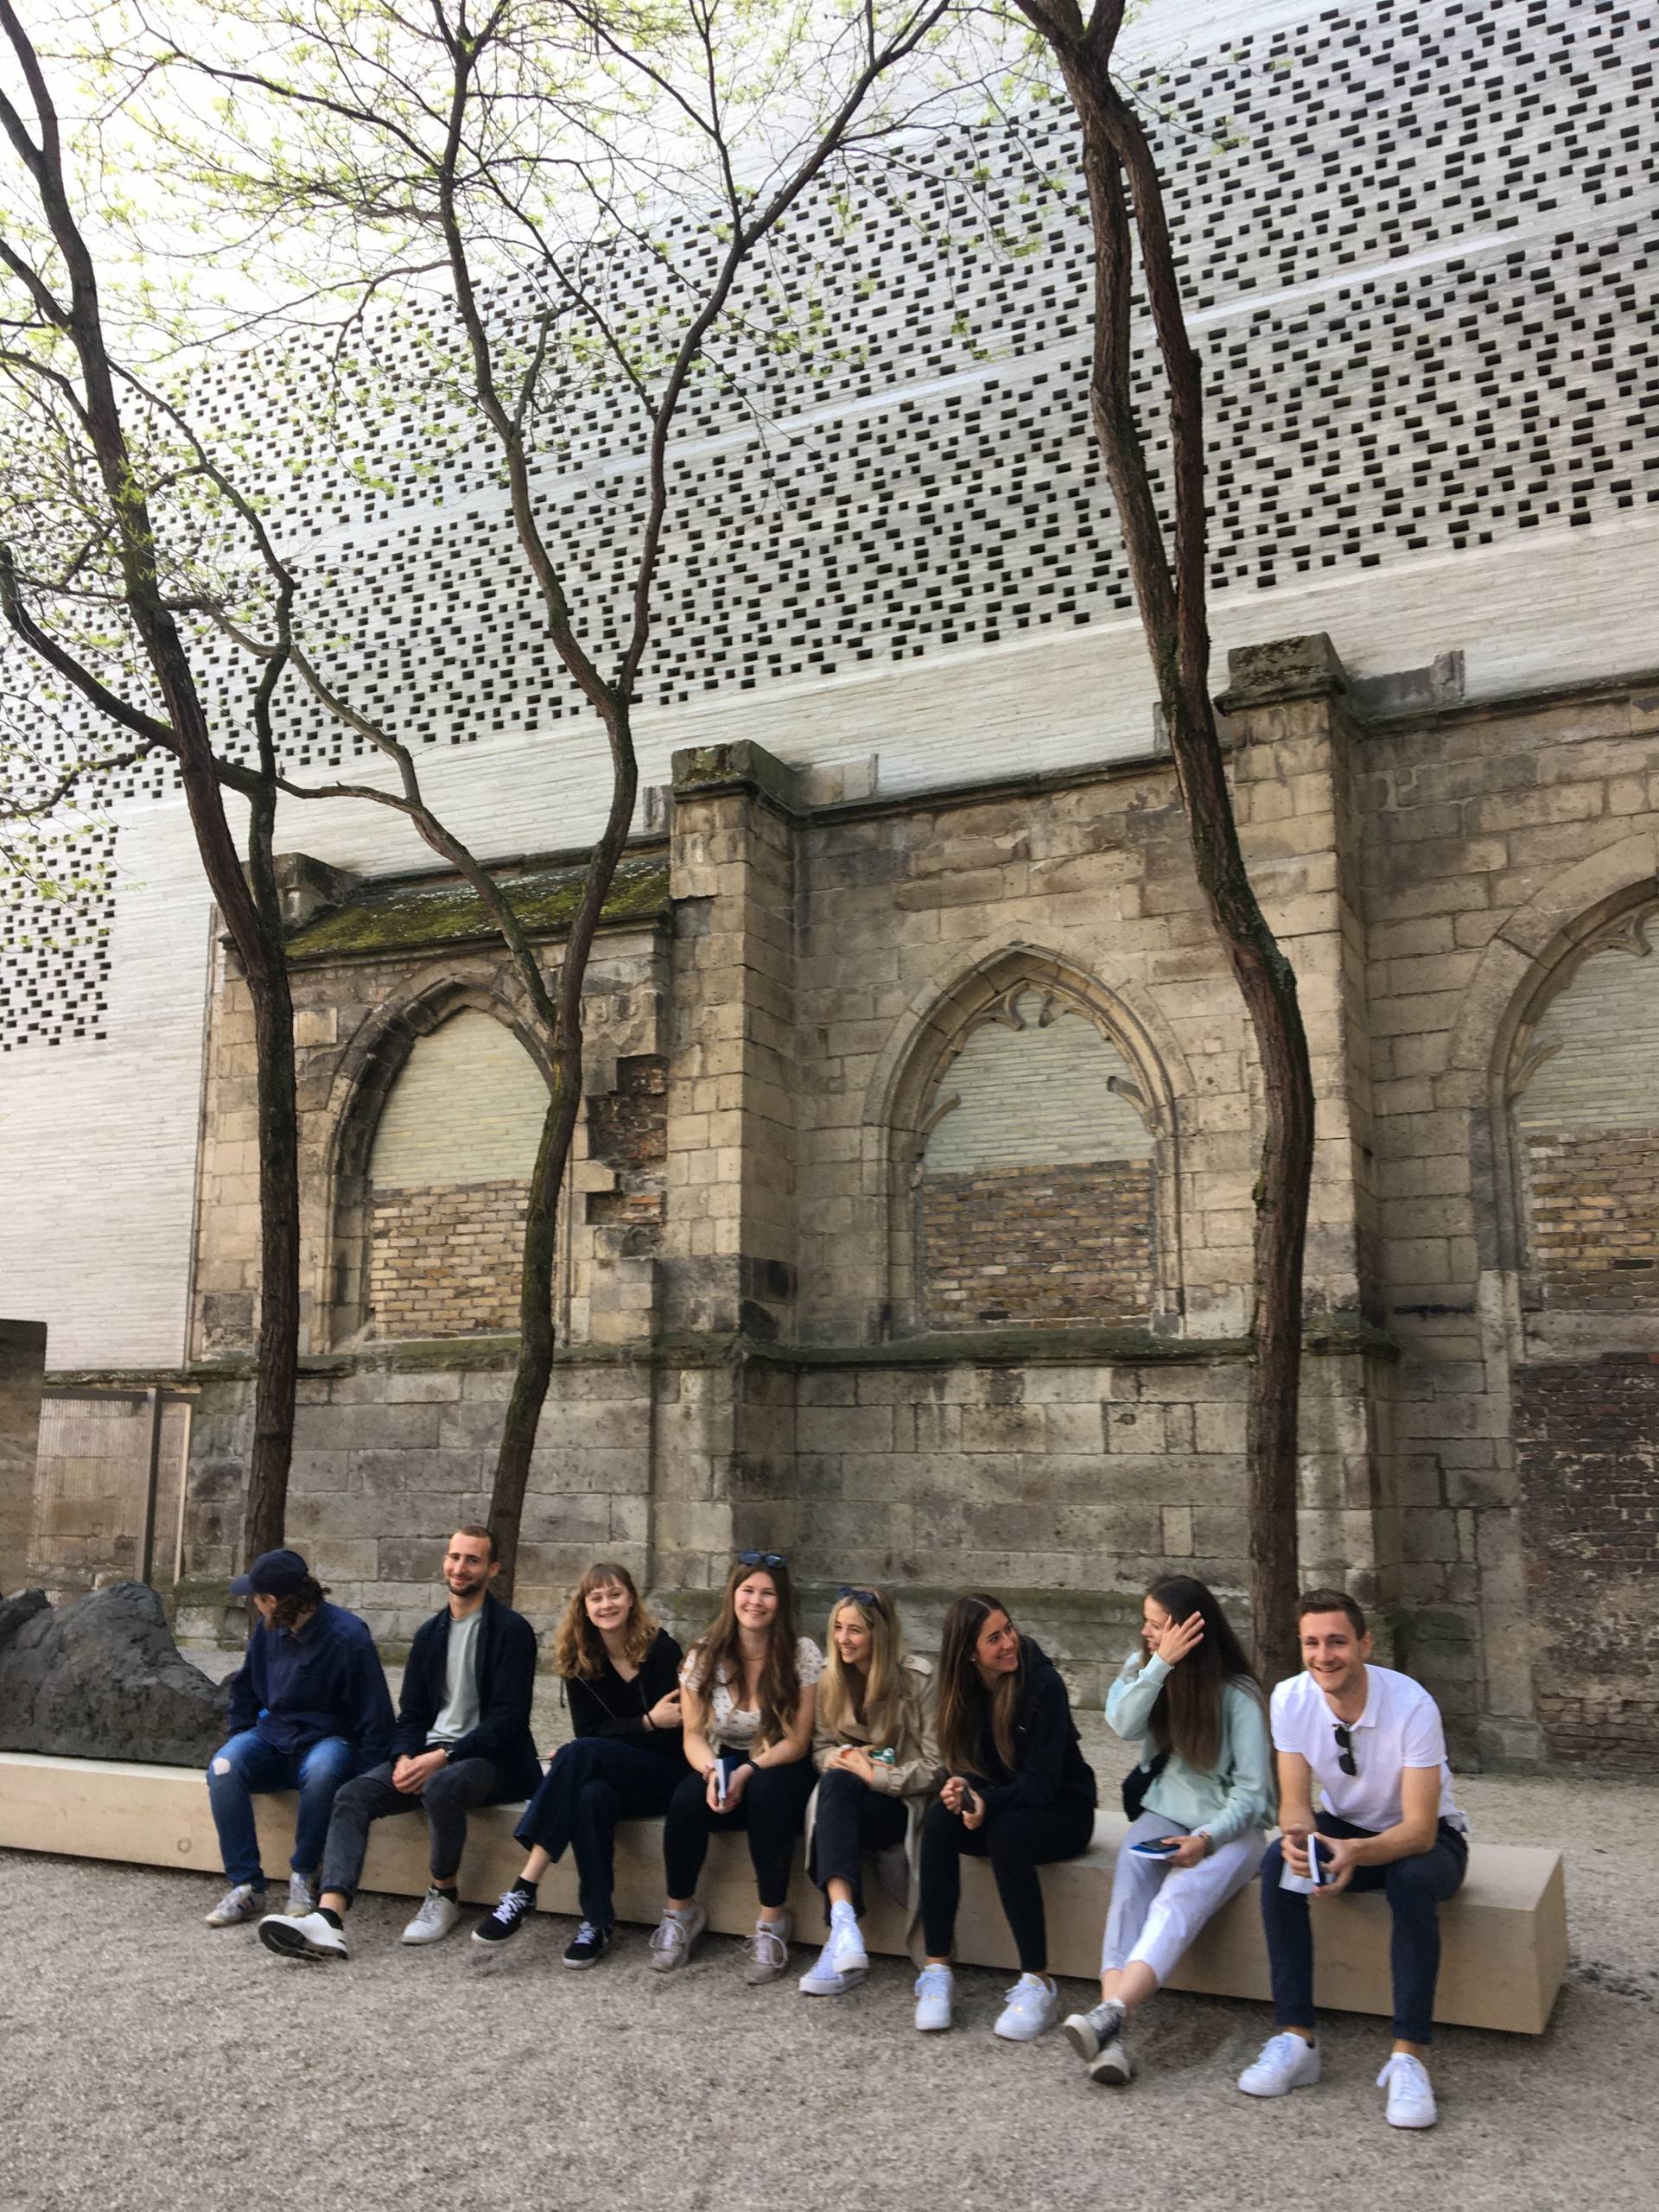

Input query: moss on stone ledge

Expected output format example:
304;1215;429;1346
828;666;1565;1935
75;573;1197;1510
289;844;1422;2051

284;851;670;963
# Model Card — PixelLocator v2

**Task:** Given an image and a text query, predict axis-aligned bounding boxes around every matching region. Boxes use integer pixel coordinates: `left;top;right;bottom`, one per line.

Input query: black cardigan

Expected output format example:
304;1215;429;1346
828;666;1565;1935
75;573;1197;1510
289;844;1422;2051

565;1628;685;1762
390;1591;542;1802
969;1640;1097;1819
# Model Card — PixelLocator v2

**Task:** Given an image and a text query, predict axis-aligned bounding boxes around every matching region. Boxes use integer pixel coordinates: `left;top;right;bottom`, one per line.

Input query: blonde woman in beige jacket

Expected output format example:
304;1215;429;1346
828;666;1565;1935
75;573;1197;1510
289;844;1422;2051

798;1585;941;1997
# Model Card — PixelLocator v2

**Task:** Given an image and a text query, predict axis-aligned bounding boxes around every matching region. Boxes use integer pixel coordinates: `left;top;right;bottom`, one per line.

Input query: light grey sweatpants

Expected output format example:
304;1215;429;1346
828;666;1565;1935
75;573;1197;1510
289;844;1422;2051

1100;1808;1265;1986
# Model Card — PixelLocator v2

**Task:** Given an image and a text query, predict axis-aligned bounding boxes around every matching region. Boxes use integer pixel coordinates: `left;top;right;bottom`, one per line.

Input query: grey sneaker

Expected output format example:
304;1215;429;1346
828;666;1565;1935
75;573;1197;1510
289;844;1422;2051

258;1909;348;1961
285;1872;318;1916
1065;2000;1133;2083
743;1912;792;1986
205;1883;266;1928
648;1901;708;1973
401;1889;461;1946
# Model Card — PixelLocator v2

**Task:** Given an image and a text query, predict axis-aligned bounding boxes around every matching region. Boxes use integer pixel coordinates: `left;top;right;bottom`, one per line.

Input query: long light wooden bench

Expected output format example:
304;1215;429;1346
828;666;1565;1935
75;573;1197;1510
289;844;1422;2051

0;1751;1567;2032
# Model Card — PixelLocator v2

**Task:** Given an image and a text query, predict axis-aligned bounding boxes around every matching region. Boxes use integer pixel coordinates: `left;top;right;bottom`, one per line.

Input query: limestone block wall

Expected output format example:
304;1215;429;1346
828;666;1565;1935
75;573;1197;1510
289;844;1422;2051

0;1319;47;1595
191;908;670;1358
1357;672;1659;1762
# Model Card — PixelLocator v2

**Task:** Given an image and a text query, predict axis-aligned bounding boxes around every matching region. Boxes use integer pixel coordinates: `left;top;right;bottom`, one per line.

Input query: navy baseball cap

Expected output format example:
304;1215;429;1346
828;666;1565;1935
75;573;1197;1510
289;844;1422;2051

229;1548;309;1598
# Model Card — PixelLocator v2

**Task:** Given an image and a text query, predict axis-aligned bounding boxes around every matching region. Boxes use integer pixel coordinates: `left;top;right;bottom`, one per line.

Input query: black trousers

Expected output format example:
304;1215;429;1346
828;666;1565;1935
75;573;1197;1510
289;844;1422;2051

515;1736;684;1929
319;1758;501;1901
919;1792;1096;1975
808;1766;908;1917
662;1757;816;1910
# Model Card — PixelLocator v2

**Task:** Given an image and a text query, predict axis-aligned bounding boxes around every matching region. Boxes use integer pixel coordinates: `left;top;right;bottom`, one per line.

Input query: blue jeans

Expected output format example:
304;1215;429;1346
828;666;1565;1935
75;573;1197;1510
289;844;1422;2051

1259;1815;1469;2046
206;1730;358;1888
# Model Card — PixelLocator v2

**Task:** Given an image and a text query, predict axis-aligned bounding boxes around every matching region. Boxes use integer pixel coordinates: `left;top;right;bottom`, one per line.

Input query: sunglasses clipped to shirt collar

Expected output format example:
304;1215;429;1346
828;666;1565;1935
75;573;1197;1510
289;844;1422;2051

1333;1723;1359;1777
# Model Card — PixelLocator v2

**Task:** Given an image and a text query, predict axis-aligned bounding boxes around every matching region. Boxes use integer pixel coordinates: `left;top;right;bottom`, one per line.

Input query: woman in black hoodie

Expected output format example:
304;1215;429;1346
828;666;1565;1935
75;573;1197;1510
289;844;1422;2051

471;1562;684;1967
913;1592;1096;2041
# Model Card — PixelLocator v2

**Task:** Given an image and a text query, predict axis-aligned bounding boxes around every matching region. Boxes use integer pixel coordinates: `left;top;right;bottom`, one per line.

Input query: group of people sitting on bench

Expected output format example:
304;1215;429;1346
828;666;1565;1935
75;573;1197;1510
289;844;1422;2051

204;1527;1467;2130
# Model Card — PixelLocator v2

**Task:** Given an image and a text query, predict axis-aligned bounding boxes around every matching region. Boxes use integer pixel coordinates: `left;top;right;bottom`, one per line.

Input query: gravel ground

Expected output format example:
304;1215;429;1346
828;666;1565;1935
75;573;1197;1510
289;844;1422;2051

2;1745;1654;2212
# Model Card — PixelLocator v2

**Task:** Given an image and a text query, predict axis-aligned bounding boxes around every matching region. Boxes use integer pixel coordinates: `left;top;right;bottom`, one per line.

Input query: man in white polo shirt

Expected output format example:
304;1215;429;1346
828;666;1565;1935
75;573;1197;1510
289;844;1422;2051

1236;1586;1470;2130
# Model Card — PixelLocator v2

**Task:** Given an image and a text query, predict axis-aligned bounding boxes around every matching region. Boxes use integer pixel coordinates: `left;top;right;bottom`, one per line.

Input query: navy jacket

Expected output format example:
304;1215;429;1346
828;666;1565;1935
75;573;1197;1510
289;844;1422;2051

226;1600;394;1765
391;1592;542;1802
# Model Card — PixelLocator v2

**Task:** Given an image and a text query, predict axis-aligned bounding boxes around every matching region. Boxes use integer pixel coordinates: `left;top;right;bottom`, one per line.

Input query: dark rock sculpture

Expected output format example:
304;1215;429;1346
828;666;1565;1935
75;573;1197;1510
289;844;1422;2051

0;1580;226;1765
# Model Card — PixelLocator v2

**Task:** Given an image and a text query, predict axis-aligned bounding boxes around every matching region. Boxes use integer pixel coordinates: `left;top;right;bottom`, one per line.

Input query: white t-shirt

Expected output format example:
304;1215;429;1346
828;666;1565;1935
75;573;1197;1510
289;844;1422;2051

428;1607;483;1747
1270;1665;1467;1834
681;1637;823;1750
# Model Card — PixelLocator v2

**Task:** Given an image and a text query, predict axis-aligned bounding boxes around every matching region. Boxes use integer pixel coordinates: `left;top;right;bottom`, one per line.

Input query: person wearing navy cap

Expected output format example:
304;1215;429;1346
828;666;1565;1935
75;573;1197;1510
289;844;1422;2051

202;1547;394;1929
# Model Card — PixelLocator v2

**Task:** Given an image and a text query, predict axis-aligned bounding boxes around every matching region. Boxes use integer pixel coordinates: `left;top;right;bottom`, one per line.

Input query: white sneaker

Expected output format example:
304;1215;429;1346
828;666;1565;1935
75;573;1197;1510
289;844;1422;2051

1377;2051;1438;2129
994;1974;1061;2042
914;1962;954;2031
401;1889;461;1945
257;1909;349;1961
798;1916;870;1996
285;1872;318;1916
205;1883;266;1928
744;1911;793;1986
1238;2031;1322;2097
648;1901;708;1973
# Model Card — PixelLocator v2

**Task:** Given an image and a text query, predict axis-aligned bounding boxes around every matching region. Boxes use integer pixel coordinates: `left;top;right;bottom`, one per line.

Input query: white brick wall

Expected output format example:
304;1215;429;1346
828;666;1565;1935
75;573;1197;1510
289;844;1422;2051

923;998;1150;1172
371;1010;547;1185
1516;944;1659;1132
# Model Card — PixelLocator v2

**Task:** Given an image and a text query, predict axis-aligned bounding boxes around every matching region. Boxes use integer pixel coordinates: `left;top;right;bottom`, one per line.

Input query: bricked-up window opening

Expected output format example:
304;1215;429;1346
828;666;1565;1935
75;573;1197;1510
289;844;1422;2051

917;988;1156;1329
1511;912;1659;1313
366;1008;546;1337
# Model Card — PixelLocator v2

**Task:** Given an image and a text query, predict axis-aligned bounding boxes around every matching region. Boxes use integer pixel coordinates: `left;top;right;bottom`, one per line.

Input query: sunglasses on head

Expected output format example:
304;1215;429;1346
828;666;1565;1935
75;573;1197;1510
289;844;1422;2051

737;1550;787;1570
1333;1723;1358;1777
836;1585;880;1607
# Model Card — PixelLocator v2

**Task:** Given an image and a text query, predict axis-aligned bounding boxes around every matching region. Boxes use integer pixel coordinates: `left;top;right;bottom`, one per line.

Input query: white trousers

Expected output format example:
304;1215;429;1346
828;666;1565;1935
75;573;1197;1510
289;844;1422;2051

1100;1808;1265;1987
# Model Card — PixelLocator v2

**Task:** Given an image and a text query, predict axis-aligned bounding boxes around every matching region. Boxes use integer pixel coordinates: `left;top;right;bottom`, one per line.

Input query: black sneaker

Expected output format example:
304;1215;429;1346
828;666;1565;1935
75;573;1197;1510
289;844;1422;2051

472;1885;536;1947
563;1920;613;1970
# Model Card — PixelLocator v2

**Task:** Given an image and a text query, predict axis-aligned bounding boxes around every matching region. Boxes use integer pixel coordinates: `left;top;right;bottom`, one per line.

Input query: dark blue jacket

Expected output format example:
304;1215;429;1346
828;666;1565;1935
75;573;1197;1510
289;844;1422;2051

390;1592;542;1802
226;1600;394;1765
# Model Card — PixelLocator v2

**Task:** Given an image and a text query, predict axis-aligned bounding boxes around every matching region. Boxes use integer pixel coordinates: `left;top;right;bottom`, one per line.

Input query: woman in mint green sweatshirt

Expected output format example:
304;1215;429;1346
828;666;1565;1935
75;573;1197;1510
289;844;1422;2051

1062;1575;1274;2086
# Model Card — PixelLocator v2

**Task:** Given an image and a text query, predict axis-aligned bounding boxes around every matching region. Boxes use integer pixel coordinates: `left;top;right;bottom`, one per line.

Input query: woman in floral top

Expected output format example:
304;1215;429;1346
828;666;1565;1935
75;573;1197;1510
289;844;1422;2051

649;1552;822;1986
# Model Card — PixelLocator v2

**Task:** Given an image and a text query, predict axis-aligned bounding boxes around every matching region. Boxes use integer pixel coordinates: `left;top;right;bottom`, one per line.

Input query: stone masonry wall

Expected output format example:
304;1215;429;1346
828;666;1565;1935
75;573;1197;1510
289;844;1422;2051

920;1160;1155;1326
1514;1357;1659;1768
1357;671;1659;1763
0;1319;47;1595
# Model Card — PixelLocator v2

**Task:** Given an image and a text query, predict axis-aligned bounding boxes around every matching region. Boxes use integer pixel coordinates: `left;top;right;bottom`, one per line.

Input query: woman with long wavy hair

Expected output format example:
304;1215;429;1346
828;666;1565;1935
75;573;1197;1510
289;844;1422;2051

471;1561;684;1968
797;1585;939;1997
913;1593;1096;2043
650;1551;822;1985
1062;1573;1273;2085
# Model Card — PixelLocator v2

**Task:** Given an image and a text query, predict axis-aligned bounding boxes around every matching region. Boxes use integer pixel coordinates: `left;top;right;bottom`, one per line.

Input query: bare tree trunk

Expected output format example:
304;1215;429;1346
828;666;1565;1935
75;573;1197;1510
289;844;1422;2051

1017;4;1315;1683
241;808;300;1563
487;713;639;1601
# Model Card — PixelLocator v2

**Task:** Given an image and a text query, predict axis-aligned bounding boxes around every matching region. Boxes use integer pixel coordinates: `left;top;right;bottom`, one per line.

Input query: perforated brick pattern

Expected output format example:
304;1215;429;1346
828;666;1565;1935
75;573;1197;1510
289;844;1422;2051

14;0;1659;1046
